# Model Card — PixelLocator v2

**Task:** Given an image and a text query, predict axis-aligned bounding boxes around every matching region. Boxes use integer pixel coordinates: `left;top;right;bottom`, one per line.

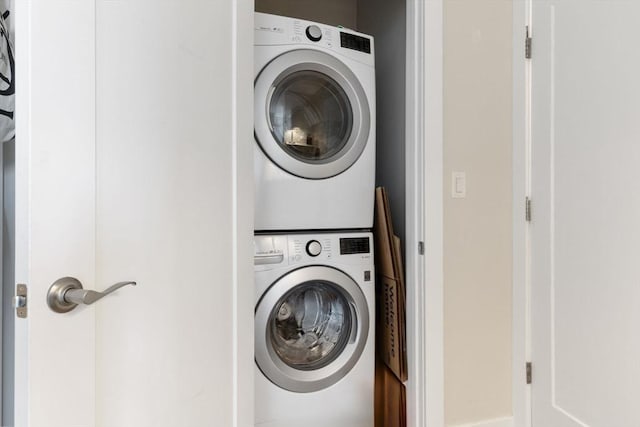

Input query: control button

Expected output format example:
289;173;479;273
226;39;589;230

306;25;323;42
306;240;322;257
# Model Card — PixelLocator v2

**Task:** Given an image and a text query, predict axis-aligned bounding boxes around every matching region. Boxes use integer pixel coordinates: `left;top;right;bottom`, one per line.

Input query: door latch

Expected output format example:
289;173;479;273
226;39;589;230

13;284;28;318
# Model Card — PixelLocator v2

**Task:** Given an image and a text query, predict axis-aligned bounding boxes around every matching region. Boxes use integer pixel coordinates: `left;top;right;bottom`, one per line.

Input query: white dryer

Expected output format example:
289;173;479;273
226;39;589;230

254;232;375;427
254;13;376;231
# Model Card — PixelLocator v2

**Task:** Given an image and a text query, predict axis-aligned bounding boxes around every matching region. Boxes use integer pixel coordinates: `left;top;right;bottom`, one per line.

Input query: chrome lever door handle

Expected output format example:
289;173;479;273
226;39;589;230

64;281;137;305
47;277;136;313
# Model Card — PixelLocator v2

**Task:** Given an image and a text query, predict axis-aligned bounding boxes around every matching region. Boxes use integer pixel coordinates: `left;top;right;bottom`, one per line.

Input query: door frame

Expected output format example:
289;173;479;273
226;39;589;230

407;0;536;424
512;0;532;426
406;0;444;426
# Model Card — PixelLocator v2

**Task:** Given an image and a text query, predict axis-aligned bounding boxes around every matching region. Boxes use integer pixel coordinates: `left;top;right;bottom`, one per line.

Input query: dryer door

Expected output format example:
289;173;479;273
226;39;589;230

255;265;370;393
254;49;371;179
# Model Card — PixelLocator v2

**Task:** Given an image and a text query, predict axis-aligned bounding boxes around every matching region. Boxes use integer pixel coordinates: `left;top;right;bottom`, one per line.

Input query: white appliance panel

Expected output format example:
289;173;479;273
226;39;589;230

253;13;376;231
254;232;375;426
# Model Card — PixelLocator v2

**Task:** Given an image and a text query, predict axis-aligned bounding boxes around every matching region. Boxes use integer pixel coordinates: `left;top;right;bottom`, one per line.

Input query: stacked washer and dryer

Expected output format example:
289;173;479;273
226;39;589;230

253;12;377;427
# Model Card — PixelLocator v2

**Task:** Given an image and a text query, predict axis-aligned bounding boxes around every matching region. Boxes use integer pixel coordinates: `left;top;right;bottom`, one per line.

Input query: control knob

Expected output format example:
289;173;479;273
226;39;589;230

306;240;322;257
305;25;323;42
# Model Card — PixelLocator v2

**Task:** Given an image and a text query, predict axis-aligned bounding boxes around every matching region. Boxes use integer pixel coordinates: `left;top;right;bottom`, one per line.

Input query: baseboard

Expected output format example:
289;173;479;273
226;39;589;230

450;416;514;427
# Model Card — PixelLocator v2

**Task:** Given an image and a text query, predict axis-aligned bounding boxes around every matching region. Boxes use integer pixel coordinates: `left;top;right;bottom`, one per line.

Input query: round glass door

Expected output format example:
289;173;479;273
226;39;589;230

270;281;352;371
254;49;371;179
269;70;353;164
255;266;369;393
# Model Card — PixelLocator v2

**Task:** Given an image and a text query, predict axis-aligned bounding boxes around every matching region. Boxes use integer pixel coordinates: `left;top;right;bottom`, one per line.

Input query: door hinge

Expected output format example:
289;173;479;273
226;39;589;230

525;26;532;59
13;284;28;318
526;362;532;384
525;197;532;222
418;241;425;255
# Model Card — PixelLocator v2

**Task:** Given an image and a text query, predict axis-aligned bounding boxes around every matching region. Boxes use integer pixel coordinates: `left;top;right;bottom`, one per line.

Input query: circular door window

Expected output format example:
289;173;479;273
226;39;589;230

270;281;352;371
268;70;353;164
255;50;371;179
255;266;369;393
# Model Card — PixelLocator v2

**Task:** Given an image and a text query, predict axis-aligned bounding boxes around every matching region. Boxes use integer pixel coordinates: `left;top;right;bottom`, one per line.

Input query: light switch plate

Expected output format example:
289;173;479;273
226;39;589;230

452;171;466;198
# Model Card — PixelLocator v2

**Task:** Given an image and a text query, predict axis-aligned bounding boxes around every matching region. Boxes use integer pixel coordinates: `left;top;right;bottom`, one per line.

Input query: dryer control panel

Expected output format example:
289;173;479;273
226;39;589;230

254;232;373;271
254;12;375;66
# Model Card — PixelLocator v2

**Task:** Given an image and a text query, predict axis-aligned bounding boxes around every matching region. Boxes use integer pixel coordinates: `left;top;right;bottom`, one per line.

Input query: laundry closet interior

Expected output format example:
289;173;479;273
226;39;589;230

253;0;408;425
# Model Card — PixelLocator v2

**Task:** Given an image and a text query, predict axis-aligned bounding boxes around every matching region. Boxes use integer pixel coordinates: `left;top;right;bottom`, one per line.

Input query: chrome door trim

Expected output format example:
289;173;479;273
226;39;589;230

254;49;371;179
255;265;370;393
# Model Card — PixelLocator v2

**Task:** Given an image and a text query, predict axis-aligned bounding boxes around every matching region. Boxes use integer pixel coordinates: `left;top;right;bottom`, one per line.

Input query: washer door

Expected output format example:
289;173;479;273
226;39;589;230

255;266;370;393
254;49;370;179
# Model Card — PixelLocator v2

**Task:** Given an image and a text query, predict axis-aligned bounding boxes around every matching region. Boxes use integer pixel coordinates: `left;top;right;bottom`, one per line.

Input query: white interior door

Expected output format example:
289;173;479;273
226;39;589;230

13;1;254;426
531;1;640;425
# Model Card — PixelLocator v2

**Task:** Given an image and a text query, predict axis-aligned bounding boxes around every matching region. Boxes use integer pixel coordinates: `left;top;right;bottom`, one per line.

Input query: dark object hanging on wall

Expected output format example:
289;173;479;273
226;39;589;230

0;9;14;143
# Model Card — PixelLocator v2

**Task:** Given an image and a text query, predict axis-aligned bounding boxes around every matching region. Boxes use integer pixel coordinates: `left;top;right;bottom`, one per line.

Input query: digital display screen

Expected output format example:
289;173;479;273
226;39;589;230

340;237;370;255
340;32;371;54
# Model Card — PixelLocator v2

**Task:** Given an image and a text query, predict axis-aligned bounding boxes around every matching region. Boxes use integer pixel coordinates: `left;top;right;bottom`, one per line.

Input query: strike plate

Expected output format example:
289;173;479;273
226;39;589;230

16;284;27;318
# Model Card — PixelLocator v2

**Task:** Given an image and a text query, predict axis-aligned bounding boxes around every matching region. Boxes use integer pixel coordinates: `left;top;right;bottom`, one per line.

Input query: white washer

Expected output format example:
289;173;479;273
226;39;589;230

254;13;376;231
254;232;375;427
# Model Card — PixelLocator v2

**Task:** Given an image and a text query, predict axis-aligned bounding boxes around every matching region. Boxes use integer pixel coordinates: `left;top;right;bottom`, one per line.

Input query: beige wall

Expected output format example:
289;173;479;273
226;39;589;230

444;0;513;425
255;0;357;29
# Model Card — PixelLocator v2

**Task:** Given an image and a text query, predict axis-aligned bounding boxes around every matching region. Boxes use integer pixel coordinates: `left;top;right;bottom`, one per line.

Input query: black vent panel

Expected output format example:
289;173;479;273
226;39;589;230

340;237;370;255
340;32;371;54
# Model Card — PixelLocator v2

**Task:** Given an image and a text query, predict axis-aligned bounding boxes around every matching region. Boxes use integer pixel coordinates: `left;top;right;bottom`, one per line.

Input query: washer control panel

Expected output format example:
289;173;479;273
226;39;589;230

339;236;370;254
306;240;323;256
289;236;333;262
254;233;372;271
254;235;288;267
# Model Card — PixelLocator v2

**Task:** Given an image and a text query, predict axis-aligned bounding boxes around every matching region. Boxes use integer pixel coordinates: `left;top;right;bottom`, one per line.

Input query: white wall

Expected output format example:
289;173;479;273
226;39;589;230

443;0;513;425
